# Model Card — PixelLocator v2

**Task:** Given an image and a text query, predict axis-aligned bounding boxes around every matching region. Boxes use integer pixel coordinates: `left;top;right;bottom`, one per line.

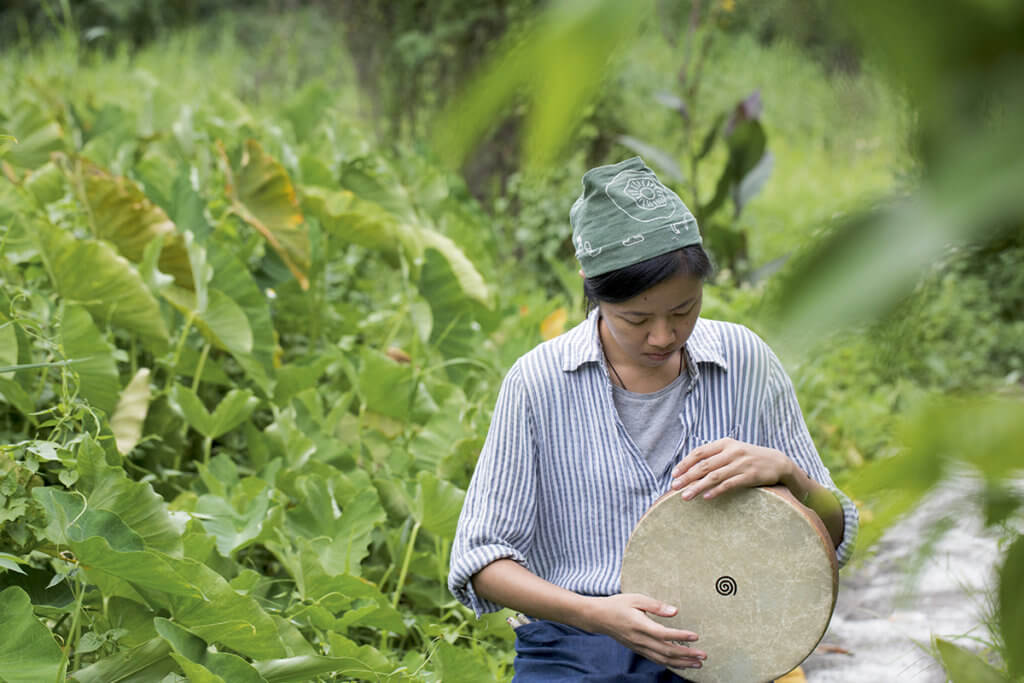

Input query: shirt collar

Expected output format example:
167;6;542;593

562;308;729;373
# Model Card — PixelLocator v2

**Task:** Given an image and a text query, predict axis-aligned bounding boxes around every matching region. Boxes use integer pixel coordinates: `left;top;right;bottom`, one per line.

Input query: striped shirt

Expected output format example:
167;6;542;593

449;310;859;616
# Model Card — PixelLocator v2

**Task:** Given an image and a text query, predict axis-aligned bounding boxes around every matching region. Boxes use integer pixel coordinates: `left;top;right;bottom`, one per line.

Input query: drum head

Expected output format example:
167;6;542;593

620;486;838;683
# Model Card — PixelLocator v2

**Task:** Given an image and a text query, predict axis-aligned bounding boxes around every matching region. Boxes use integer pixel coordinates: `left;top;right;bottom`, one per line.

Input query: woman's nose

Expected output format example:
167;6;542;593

648;319;676;347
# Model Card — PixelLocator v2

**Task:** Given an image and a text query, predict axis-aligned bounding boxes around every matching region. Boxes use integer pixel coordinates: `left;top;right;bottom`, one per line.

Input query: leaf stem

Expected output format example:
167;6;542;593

192;342;211;392
166;311;196;390
391;520;421;610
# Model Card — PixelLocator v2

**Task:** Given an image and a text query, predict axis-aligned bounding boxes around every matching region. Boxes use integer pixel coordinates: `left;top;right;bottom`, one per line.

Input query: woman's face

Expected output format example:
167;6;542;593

598;272;703;369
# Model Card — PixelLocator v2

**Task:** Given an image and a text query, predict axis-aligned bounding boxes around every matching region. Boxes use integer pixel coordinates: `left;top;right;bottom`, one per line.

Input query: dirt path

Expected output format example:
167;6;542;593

802;479;1003;682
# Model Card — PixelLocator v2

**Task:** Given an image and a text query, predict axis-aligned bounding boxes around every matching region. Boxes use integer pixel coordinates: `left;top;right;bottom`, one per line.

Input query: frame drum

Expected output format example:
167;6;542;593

620;486;838;683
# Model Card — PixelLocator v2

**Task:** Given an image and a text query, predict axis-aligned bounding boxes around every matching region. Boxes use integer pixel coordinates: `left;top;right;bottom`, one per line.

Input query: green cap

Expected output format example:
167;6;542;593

570;157;701;277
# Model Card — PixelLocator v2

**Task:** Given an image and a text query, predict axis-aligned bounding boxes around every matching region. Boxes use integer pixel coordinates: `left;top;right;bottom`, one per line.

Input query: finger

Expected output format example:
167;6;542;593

672;438;732;477
679;462;745;500
671;452;731;490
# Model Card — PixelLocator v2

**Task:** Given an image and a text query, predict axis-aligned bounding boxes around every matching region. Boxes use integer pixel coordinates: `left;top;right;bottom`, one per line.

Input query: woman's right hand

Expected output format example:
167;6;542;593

581;593;706;671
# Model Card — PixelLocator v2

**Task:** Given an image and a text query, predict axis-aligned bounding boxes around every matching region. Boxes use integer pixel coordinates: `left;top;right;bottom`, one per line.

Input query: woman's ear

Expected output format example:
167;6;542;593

578;269;585;279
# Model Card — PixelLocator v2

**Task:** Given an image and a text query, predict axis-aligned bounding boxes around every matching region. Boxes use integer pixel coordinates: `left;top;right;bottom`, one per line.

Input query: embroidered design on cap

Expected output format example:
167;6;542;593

606;169;680;223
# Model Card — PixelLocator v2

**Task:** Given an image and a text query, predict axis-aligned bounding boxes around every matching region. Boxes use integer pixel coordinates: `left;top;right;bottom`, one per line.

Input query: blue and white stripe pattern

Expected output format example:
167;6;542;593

449;310;859;616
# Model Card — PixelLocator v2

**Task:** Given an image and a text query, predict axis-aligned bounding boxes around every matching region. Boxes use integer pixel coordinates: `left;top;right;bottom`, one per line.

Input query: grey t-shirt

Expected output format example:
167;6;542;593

611;370;691;476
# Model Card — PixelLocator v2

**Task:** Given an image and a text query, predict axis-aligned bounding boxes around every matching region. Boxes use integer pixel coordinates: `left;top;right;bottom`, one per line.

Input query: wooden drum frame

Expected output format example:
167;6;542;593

620;486;838;683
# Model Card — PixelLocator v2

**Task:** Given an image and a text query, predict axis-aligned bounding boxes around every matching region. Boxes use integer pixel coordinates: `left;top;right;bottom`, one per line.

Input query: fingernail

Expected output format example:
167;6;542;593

682;488;694;500
688;662;702;669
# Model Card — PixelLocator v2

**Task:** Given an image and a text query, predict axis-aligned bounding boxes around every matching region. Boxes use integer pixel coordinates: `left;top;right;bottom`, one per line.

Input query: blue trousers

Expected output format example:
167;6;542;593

512;620;696;683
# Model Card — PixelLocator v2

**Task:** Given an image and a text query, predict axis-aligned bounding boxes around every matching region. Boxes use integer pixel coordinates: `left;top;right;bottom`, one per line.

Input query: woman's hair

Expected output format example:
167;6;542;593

583;244;713;311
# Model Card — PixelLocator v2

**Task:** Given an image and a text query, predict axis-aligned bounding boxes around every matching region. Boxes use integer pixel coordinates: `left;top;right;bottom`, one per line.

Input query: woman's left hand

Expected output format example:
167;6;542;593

670;438;795;500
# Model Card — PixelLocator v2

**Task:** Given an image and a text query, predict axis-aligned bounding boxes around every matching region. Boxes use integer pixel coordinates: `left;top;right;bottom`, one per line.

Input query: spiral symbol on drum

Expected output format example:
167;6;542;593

715;576;737;597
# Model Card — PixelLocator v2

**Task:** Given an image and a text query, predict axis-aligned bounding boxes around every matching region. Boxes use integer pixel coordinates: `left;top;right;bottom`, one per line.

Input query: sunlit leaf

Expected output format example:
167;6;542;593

80;161;194;289
0;587;64;683
934;638;1008;683
60;304;120;415
223;140;310;290
24;161;65;205
155;618;267;683
418;247;486;362
194;478;275;557
35;220;169;347
111;368;152;456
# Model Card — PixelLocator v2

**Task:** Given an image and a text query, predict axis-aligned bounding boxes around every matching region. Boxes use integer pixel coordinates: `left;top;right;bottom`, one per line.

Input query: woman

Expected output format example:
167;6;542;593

448;157;858;682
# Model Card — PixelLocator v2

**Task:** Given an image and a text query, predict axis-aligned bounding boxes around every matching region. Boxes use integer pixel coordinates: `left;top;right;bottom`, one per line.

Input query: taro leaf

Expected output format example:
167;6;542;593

325;633;396;679
357;346;437;423
0;377;34;415
4;99;64;169
170;385;259;440
337;162;417;223
283;80;333;141
75;436;182;554
35;219;169;347
734;150;774;215
61;535;286;659
281;471;386;577
704;107;767;221
32;488;144;552
418;229;491;306
410;471;465;541
207;237;276;393
0;553;25;574
998;534;1024;679
934;638;1008;683
168;170;212;243
80;161;193;289
61;304;120;415
162;286;253;355
434;0;644;168
106;597;158;648
0;586;64;683
111;368;152;455
302;185;401;255
194;478;275;557
69;636;176;683
418;247;487;363
615;135;684;183
155;618;267;683
434;640;492;683
223;140;310;290
24;161;65;205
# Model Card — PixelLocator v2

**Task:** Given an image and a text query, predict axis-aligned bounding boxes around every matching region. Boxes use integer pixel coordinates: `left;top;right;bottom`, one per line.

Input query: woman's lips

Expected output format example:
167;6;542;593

645;350;675;361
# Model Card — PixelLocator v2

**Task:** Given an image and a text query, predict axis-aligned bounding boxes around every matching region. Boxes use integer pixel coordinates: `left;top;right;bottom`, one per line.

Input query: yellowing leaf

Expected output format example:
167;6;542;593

775;666;807;683
223;140;310;290
540;307;568;340
111;368;152;455
80;161;194;289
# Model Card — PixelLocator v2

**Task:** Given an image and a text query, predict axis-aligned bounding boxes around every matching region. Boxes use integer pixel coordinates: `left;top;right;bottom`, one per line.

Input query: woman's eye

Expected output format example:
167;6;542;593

624;318;646;326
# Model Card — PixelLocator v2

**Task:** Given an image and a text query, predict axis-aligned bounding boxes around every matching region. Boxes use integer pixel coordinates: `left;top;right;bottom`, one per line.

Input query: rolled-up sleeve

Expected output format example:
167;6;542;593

760;349;859;567
448;363;539;616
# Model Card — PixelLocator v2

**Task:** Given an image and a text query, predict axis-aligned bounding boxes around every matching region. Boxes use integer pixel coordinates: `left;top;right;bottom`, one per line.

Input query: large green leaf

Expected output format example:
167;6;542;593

75;436;182;554
69;637;176;683
0;586;64;683
60;304;120;415
194;477;276;557
80;161;193;289
280;467;386;577
3;99;64;169
171;385;260;440
206;237;276;393
410;471;465;541
163;286;254;355
998;534;1024;679
224;140;310;290
935;638;1008;683
155;618;267;683
110;368;152;455
35;220;169;347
